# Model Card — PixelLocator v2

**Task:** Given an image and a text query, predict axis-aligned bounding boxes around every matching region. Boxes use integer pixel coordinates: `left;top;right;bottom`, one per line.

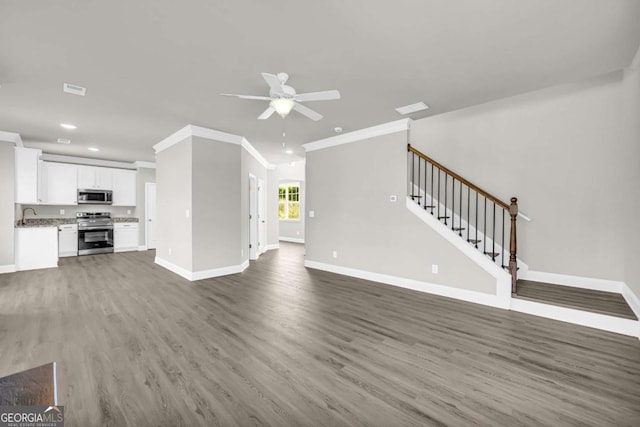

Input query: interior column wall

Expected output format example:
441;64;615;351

0;143;15;268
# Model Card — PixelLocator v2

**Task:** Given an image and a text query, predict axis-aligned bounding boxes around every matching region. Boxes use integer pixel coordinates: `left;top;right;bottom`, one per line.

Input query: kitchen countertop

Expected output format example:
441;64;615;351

112;217;139;223
16;217;139;228
16;218;76;228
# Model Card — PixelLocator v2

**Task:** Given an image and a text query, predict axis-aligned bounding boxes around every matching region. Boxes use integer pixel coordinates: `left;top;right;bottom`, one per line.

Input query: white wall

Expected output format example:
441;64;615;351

306;131;496;294
266;168;279;247
411;71;632;281
192;137;242;271
623;65;640;298
156;137;193;271
0;142;15;268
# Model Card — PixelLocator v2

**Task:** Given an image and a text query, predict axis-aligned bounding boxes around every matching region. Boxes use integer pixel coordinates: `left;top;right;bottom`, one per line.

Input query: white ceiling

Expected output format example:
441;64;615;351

1;0;639;164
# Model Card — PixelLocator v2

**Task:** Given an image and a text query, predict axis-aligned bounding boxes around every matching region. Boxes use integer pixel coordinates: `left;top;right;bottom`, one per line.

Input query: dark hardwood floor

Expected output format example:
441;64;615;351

0;243;639;426
516;279;638;320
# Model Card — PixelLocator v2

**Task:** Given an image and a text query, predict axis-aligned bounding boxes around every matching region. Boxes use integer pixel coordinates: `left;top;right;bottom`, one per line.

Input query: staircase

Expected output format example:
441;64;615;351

407;144;520;294
407;144;639;337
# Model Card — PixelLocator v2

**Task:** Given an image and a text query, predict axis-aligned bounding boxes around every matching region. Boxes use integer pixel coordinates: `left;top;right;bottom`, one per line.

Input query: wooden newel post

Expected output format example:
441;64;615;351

508;197;518;295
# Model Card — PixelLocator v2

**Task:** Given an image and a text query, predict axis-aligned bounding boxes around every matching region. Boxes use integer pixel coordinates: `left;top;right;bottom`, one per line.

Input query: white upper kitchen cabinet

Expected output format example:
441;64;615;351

14;147;41;204
40;162;78;205
112;169;137;206
78;165;113;190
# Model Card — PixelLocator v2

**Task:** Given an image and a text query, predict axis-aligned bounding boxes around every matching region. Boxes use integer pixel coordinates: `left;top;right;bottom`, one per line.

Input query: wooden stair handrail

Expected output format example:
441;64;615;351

408;143;519;294
408;144;509;210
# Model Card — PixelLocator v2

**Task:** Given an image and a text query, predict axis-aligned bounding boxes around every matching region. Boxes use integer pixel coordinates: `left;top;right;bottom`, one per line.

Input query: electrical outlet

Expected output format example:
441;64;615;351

309;210;315;218
390;195;397;202
332;250;338;259
186;209;190;218
59;209;65;215
296;231;299;236
432;264;439;274
127;209;131;215
241;249;244;257
169;248;172;255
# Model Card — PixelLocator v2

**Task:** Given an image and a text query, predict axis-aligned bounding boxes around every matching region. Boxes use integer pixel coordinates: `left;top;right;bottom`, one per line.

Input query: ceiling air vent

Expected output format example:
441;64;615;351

395;101;429;115
57;138;71;144
63;83;87;96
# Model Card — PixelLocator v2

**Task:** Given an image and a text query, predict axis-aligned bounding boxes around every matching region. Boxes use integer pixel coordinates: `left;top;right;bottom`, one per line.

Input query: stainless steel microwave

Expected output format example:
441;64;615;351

77;189;113;205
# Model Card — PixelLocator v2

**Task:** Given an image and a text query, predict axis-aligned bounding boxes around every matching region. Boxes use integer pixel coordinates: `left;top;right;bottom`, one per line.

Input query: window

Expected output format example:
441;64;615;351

279;183;300;220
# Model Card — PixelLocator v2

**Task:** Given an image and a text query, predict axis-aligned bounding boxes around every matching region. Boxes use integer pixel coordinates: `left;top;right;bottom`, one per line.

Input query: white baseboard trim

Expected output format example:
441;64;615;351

155;257;249;281
138;245;148;251
304;260;509;309
114;247;137;253
279;237;304;244
264;244;280;251
510;298;640;337
621;284;640;320
0;264;16;274
521;270;624;293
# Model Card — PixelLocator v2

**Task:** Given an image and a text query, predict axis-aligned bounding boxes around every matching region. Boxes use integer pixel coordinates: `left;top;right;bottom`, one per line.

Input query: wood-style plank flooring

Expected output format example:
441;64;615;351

516;279;638;320
0;243;639;426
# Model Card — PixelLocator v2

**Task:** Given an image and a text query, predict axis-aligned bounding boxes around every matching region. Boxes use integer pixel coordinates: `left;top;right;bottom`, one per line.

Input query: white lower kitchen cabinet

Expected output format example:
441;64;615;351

15;227;59;271
114;223;139;252
58;224;78;257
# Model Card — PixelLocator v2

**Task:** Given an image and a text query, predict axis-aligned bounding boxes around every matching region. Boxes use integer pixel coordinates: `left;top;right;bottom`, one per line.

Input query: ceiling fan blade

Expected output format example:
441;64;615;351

293;103;323;121
220;93;272;101
294;90;341;102
258;106;276;120
261;73;283;93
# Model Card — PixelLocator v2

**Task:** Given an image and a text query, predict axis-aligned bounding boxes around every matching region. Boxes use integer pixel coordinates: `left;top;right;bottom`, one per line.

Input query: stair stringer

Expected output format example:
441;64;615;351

406;197;512;309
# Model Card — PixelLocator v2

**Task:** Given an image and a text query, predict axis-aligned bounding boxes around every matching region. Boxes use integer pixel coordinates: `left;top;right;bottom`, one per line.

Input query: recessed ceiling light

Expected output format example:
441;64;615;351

56;138;71;144
285;149;293;154
334;127;343;133
395;101;429;115
60;123;77;130
63;83;87;96
88;147;99;152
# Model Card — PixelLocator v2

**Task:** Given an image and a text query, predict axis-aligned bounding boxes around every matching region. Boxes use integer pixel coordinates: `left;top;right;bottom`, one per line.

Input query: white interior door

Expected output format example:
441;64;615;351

249;174;257;260
258;178;265;255
145;182;157;250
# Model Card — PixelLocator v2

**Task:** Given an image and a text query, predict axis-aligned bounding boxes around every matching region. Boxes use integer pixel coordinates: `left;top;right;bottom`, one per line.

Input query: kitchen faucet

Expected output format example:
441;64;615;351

21;207;37;225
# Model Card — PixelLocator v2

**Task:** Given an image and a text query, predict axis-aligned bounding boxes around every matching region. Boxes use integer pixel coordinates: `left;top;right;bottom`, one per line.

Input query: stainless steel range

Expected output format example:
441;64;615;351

76;212;114;255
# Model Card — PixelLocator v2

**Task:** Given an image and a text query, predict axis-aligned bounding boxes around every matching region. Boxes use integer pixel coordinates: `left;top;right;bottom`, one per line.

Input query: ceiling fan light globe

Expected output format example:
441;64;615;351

270;99;295;118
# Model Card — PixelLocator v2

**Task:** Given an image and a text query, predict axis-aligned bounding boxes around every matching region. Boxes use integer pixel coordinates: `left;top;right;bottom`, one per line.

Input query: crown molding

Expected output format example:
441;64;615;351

303;119;410;153
154;124;243;153
0;130;23;147
241;138;272;169
134;161;156;169
40;153;136;169
154;124;273;169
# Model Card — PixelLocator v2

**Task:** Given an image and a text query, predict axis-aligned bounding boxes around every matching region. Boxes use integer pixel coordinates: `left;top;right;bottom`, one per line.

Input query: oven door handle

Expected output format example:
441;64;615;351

78;226;114;231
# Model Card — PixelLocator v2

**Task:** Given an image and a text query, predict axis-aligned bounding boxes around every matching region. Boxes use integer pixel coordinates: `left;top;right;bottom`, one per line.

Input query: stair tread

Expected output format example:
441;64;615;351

468;239;482;244
410;195;423;198
438;216;450;219
484;252;500;257
452;227;466;231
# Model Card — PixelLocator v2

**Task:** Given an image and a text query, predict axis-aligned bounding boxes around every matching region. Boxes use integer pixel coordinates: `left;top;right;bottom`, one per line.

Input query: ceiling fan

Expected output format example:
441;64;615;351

221;72;340;121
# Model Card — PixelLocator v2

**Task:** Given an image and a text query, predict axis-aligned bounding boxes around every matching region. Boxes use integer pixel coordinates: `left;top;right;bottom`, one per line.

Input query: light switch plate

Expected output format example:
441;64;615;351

390;195;397;202
309;210;315;218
